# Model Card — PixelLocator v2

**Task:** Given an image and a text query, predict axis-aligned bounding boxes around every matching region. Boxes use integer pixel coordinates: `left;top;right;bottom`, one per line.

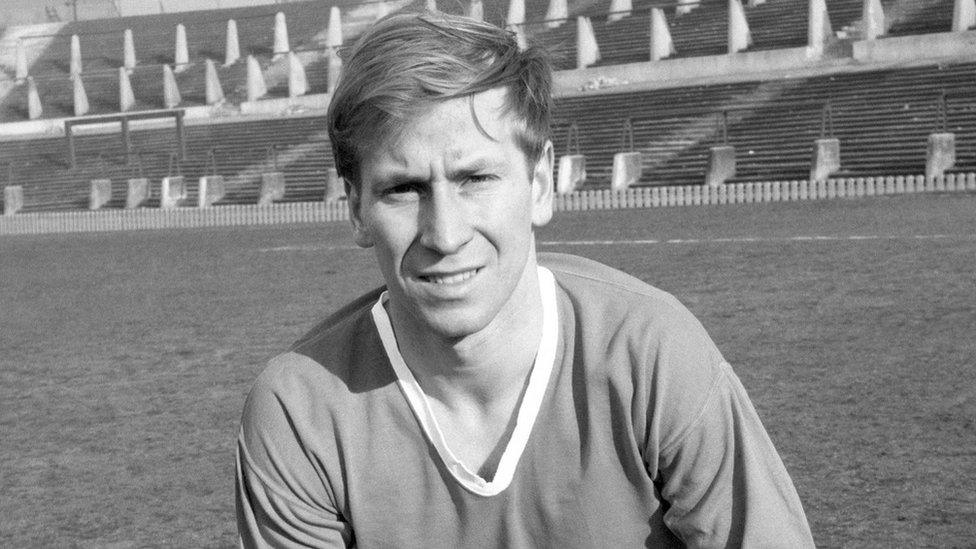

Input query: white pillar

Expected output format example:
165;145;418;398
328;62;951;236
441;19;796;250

258;173;285;206
468;0;484;21
70;34;82;76
126;178;150;208
676;0;698;15
650;8;675;60
608;0;632;23
611;152;642;190
198;176;226;207
89;179;112;210
224;19;240;66
3;186;24;215
119;66;135;111
545;0;566;27
728;0;752;53
507;0;525;27
325;168;345;203
375;1;390;20
862;0;885;40
810;138;841;182
16;39;28;81
123;29;137;70
576;16;600;68
27;77;42;120
205;58;224;105
953;0;975;31
288;51;308;97
327;48;342;94
163;64;181;108
174;23;189;71
160;176;186;209
926;133;956;179
328;7;343;48
557;155;586;193
426;0;438;11
808;0;832;56
273;12;289;58
246;55;267;101
73;75;89;116
511;24;528;50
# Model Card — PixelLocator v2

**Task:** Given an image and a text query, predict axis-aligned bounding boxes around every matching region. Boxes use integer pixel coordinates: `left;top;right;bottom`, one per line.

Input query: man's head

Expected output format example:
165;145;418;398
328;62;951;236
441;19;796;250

327;12;556;342
326;11;553;190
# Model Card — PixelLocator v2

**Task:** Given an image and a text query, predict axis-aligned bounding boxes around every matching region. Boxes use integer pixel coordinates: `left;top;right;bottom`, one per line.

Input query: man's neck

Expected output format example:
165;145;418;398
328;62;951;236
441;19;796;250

390;261;545;412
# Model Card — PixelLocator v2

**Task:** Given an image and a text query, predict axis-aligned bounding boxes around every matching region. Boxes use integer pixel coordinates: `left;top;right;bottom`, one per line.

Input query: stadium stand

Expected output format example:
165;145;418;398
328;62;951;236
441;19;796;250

0;115;331;212
553;62;976;187
1;0;975;215
0;1;349;119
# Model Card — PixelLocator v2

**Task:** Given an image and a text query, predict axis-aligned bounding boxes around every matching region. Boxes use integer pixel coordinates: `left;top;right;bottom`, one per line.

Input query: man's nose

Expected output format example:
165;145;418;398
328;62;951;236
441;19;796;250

418;188;472;254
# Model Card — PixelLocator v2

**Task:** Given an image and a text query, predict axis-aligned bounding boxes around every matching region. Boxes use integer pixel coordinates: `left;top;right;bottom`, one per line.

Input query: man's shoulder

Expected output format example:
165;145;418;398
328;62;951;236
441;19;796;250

539;252;687;318
290;286;386;354
249;286;394;403
540;252;724;375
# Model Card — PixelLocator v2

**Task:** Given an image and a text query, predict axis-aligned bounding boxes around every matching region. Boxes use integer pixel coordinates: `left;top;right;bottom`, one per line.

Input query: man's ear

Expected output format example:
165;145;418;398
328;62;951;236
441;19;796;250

530;140;554;228
345;179;374;248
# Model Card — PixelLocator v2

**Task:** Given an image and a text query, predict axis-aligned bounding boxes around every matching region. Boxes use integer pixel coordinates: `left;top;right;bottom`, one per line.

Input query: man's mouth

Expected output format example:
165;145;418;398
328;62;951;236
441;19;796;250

419;268;480;285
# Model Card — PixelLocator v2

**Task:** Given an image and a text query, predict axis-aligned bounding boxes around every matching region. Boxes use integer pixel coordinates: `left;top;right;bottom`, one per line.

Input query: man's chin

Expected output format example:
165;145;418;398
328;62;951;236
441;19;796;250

405;306;494;342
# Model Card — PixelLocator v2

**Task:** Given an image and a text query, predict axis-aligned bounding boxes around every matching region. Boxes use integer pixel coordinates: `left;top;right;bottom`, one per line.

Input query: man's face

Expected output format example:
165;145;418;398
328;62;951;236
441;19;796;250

348;87;553;341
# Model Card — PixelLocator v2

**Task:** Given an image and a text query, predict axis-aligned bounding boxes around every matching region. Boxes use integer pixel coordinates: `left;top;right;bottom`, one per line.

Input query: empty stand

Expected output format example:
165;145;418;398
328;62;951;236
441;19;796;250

3;0;976;214
553;62;976;187
0;116;331;212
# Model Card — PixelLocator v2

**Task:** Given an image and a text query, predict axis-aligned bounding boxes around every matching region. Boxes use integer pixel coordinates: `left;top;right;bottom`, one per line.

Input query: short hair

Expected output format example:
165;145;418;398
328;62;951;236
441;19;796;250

326;11;553;188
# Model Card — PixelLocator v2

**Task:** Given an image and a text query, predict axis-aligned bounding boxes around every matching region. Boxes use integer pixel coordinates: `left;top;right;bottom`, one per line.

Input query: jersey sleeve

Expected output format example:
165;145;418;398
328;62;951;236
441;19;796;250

235;359;353;548
653;359;815;548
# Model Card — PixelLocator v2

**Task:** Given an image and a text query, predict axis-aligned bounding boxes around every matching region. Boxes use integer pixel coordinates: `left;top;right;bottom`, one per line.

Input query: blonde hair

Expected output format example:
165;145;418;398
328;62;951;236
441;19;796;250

326;11;553;188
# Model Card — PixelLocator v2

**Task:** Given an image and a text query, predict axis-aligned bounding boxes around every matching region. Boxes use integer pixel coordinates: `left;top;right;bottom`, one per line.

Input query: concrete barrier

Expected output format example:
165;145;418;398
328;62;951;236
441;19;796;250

610;152;642;190
926;132;956;180
557;155;586;194
259;173;285;206
705;146;735;187
89;179;112;210
4;185;24;215
810;138;841;182
160;176;187;209
2;173;973;235
198;176;226;208
126;178;150;208
853;30;976;64
325;167;346;204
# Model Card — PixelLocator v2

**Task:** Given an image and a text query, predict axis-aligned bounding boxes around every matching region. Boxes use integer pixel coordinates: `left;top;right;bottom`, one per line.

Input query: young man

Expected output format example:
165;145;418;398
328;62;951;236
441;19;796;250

236;12;814;548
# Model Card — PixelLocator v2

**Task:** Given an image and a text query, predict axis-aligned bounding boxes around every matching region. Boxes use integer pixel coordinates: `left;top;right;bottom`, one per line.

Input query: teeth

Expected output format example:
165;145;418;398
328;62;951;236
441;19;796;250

425;269;477;285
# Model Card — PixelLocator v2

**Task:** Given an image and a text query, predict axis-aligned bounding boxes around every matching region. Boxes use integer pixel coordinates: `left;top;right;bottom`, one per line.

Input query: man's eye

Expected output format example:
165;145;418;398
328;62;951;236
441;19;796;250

383;184;420;196
466;174;497;184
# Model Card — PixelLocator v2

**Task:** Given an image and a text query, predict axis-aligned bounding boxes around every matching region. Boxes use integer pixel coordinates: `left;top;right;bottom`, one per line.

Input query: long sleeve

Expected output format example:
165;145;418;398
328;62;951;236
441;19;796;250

235;359;354;548
655;360;814;548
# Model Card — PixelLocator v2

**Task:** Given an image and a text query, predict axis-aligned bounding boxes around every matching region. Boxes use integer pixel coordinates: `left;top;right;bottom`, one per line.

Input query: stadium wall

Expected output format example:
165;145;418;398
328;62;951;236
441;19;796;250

554;29;976;97
2;174;973;235
853;31;976;64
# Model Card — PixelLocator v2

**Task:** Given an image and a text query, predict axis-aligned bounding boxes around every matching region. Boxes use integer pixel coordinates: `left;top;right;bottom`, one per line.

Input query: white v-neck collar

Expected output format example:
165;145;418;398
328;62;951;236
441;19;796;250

370;266;559;497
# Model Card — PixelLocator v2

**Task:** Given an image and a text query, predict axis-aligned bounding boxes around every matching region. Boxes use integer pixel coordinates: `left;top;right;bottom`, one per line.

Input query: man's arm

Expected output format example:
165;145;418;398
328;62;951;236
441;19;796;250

235;361;353;548
654;359;814;548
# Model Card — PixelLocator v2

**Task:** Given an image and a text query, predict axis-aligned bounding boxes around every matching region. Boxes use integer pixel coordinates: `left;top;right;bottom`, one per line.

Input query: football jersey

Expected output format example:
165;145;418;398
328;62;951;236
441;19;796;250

236;253;814;547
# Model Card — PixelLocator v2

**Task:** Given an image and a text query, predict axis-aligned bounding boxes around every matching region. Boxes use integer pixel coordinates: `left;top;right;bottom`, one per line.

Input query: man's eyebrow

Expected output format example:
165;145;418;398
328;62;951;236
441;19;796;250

370;171;428;190
446;157;504;179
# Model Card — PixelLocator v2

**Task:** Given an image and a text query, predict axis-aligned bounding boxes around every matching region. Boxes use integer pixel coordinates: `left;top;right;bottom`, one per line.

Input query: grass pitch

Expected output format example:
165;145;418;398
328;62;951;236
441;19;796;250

1;194;974;547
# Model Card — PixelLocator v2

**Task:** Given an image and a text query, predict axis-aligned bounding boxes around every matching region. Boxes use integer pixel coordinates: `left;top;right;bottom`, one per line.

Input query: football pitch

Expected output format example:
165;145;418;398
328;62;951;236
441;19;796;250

1;194;974;547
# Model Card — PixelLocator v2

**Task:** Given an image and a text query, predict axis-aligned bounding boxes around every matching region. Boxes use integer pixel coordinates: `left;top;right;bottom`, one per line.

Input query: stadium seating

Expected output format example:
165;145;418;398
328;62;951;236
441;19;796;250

0;116;331;212
553;62;976;187
0;0;353;119
2;0;976;214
